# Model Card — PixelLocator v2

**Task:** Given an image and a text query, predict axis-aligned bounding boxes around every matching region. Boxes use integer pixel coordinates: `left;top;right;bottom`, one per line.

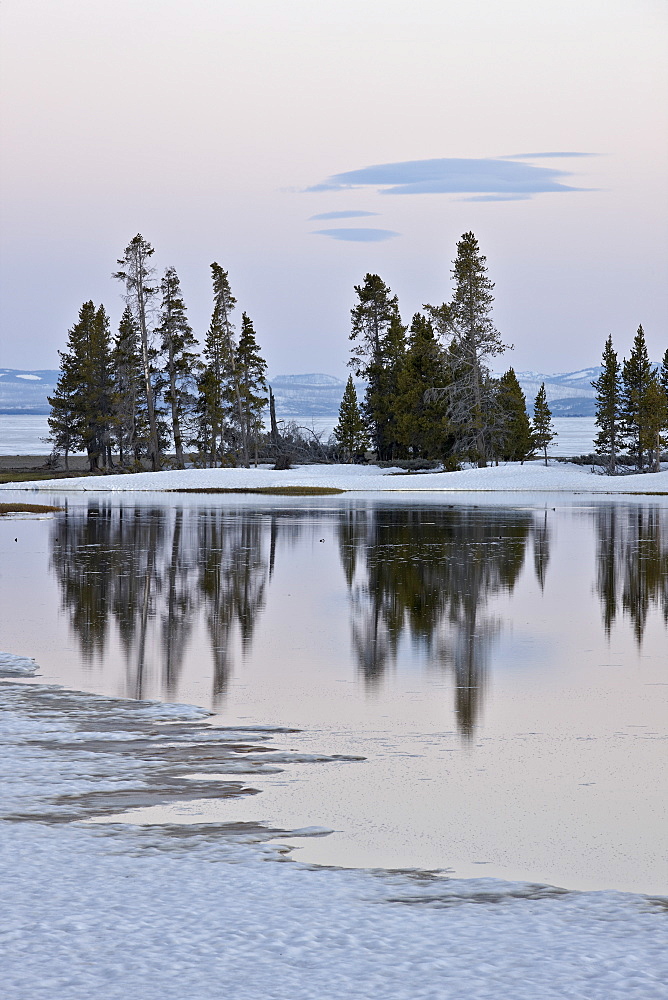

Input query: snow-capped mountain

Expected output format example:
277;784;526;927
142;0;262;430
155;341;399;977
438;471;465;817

0;369;60;414
1;364;660;419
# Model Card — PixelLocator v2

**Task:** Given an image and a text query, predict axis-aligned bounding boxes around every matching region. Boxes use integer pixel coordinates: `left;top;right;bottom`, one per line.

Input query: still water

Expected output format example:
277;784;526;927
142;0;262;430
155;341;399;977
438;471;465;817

1;494;666;893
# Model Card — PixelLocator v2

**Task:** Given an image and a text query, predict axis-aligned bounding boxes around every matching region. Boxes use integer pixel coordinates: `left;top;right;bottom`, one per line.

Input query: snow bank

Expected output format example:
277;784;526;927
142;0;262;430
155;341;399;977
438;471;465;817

2;460;668;494
1;678;666;999
0;651;39;676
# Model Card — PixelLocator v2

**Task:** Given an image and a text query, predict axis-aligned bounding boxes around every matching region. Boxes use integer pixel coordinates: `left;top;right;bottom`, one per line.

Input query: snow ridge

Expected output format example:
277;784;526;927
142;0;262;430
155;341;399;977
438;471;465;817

3;460;668;494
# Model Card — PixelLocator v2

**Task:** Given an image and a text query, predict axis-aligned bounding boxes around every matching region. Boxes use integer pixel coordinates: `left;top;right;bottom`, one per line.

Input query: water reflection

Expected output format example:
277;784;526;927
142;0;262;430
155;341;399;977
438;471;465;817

339;507;546;735
50;503;277;703
197;511;272;697
48;500;667;735
594;505;668;642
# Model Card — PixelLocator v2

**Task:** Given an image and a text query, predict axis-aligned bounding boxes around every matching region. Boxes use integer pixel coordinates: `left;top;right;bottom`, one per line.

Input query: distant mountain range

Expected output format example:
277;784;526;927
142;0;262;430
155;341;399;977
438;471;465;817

1;365;657;418
510;368;602;417
0;369;62;415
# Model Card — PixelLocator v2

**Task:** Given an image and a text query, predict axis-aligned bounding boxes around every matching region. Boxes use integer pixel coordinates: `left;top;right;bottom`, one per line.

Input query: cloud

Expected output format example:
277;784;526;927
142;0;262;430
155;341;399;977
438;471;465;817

306;154;592;198
308;210;379;220
500;151;596;159
460;193;532;203
312;228;400;242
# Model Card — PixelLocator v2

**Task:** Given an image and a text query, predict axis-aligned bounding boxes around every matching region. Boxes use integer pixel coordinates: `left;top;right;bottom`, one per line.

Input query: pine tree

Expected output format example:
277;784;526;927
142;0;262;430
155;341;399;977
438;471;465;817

236;313;268;466
84;304;115;470
495;368;532;463
532;383;556;466
112;306;148;465
212;263;248;467
592;335;622;475
113;235;161;471
621;325;653;470
425;232;508;466
48;337;84;470
334;376;368;461
48;302;114;472
395;312;450;459
349;274;406;459
639;375;667;473
660;348;668;396
156;266;200;468
197;323;227;468
196;264;244;466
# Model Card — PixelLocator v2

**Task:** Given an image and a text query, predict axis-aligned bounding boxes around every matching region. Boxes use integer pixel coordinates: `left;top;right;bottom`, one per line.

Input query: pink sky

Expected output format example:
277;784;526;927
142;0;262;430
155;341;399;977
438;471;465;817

1;0;666;377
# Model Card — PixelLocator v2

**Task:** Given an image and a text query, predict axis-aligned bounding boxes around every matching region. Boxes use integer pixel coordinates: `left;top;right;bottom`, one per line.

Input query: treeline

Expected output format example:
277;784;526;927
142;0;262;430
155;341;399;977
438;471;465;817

592;326;668;474
334;232;667;473
48;235;269;471
334;232;556;467
48;230;666;475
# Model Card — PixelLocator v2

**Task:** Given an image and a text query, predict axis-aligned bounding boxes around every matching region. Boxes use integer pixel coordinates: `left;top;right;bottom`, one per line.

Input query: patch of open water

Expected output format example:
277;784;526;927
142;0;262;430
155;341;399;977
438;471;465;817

0;493;666;893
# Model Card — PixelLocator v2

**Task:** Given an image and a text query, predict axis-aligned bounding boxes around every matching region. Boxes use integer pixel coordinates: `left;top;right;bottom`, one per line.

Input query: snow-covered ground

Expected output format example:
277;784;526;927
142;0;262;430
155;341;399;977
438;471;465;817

1;670;666;1000
3;459;668;494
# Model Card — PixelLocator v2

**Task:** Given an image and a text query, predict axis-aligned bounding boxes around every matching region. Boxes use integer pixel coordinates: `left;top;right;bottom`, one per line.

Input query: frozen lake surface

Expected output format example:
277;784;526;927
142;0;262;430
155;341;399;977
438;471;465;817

0;413;600;457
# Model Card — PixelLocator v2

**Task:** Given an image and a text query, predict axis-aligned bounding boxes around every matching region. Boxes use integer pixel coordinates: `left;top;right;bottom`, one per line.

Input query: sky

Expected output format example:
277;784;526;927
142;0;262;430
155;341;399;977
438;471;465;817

0;0;666;378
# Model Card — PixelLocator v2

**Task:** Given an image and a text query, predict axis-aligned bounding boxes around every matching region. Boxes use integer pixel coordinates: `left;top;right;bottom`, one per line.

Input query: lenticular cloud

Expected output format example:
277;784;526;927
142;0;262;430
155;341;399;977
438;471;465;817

306;153;591;199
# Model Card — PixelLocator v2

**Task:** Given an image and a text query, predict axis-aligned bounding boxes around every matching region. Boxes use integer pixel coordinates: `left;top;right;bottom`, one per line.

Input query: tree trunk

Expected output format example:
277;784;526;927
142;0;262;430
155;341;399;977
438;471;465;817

135;266;161;472
167;338;184;468
269;388;279;447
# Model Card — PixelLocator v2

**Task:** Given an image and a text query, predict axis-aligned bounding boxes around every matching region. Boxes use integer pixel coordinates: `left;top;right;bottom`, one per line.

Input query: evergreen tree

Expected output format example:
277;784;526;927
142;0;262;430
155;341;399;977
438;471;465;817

196;264;244;466
349;274;406;459
212;262;248;467
156;266;200;468
84;304;115;470
425;232;508;466
621;325;653;470
48;302;114;472
532;383;556;466
592;335;622;475
236;313;268;466
112;306;148;465
48;338;83;470
334;376;368;461
197;324;228;468
660;348;668;397
639;375;667;473
113;235;161;471
395;313;450;459
495;368;533;463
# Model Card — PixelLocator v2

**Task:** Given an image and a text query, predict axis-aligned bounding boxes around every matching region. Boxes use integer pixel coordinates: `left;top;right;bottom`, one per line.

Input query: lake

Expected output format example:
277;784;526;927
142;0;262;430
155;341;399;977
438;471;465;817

0;413;599;457
1;492;665;895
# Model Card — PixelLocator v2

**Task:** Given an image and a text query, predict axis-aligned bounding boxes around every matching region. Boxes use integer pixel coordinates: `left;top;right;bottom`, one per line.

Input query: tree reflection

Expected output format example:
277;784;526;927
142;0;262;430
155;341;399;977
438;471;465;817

49;503;273;700
339;506;546;736
196;510;269;700
594;505;668;643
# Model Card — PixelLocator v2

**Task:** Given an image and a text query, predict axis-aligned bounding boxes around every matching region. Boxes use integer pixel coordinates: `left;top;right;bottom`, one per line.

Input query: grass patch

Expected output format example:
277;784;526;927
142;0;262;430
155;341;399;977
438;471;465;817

0;503;64;514
166;486;346;496
0;471;63;484
0;470;94;484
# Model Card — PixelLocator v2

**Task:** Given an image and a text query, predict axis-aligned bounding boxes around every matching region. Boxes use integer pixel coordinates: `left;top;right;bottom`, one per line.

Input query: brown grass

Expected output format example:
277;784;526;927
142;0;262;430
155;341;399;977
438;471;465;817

0;470;99;484
166;486;346;496
0;503;64;514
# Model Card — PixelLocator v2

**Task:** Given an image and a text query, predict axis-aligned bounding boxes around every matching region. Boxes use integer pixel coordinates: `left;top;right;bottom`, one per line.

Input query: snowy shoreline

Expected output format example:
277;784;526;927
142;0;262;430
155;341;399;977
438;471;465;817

2;669;667;999
2;459;668;495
